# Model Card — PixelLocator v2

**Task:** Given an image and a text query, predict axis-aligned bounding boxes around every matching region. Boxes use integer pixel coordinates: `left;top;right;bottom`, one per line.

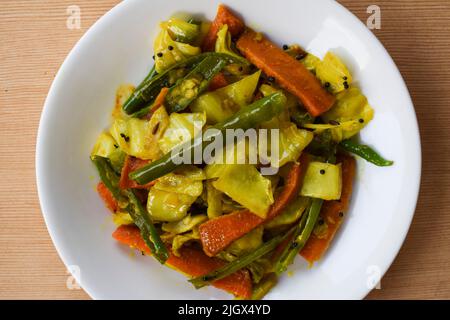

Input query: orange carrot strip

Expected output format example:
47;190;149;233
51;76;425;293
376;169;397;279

300;154;356;263
113;224;151;255
202;4;245;52
199;156;309;257
208;72;228;91
236;29;336;117
97;182;118;212
119;156;156;189
149;87;169;113
112;225;252;298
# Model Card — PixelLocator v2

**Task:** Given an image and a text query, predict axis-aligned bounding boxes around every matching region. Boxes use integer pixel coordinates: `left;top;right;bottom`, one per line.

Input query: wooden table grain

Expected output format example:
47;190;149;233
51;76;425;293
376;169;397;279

1;0;449;300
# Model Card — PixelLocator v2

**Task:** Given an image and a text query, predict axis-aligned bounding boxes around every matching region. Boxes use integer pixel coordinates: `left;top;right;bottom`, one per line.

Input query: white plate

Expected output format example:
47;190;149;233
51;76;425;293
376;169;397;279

36;0;421;299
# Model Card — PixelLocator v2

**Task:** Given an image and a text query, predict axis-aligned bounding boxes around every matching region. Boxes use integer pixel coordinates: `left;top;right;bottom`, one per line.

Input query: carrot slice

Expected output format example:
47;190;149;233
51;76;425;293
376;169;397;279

208;72;228;91
113;224;151;254
112;225;252;298
199;155;309;257
300;154;356;263
202;4;245;52
119;156;156;189
97;182;118;212
236;29;336;116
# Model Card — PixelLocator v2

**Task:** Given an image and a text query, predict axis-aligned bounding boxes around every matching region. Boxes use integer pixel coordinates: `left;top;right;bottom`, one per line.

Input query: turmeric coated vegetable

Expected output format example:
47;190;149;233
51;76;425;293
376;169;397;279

202;4;245;52
112;225;252;298
340;139;393;166
199;158;306;257
97;182;118;212
236;29;336;116
190;227;295;288
129;92;286;185
300;154;356;263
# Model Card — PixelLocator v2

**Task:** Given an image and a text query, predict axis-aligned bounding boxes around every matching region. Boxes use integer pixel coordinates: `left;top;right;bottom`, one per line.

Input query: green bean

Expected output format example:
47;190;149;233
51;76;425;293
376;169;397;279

165;55;227;113
189;227;295;289
125;189;169;264
91;156;168;264
340;139;394;166
251;273;278;300
142;65;157;83
91;156;122;199
275;198;324;275
122;53;244;114
129;92;287;185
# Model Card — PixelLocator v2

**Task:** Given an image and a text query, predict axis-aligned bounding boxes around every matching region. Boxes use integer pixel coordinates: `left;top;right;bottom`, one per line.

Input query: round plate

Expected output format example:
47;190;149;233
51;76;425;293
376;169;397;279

36;0;421;299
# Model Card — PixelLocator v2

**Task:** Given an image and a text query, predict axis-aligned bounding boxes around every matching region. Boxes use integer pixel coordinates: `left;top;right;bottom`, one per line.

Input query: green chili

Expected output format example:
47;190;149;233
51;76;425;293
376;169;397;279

189;227;294;289
275;198;324;275
129;92;287;185
340;139;394;166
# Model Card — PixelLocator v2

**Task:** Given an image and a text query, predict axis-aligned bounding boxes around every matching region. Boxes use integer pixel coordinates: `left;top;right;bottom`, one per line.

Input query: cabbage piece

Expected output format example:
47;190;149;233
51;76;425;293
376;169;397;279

162;214;207;234
191;71;261;124
206;180;222;218
315;52;352;93
154;27;201;73
301;53;321;72
91;132;118;159
204;137;255;179
173;165;206;181
112;84;135;119
265;197;310;229
91;132;126;172
112;211;134;226
158;112;206;154
110;107;169;160
227;226;264;256
215;24;249;66
171;227;201;257
162;18;200;44
153;172;203;197
212;164;273;218
260;122;313;168
306;87;374;142
146;188;196;222
300;162;342;200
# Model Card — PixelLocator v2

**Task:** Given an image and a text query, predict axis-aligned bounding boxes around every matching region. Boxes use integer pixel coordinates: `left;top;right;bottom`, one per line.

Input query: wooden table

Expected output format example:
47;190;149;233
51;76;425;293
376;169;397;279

1;0;449;300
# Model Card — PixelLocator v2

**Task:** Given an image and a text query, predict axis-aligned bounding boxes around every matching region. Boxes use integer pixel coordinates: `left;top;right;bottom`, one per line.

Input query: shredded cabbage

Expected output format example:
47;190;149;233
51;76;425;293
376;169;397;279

300;162;342;200
227;226;264;256
215;24;248;65
153;172;203;197
154;27;201;73
110;107;169;160
315;52;352;93
162;214;207;234
191;71;261;124
265;197;310;229
162;18;200;44
206;180;222;218
112;84;135;119
306;87;374;142
146;188;196;222
158;112;206;154
212;164;274;218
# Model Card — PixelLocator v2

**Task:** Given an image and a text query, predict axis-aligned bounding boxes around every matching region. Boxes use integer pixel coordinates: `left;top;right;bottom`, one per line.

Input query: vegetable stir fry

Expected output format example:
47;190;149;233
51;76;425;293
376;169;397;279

91;5;393;299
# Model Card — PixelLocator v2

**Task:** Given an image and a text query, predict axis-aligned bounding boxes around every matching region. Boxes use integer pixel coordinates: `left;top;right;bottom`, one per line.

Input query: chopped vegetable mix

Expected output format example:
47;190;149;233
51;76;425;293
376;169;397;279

91;5;392;299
